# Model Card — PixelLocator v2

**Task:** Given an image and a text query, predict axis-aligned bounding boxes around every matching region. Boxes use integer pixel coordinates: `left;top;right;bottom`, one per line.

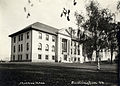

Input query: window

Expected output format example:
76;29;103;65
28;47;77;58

39;32;42;39
45;55;48;60
38;54;41;59
38;43;42;50
78;44;80;48
74;49;76;54
78;58;80;61
74;57;76;61
52;36;55;42
45;44;49;51
21;34;23;41
20;55;22;60
71;49;72;54
62;39;67;53
27;32;29;39
46;34;49;40
71;41;72;46
18;35;20;41
13;37;16;43
64;55;67;61
52;45;55;52
52;55;55;60
13;55;15;60
13;46;15;53
18;55;20;60
21;44;23;52
74;42;76;47
18;45;20;52
26;43;29;51
78;49;80;55
26;54;29;60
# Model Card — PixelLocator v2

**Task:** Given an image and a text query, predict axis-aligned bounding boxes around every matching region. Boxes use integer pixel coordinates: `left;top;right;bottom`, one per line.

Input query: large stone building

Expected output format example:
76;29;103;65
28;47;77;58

9;22;84;63
9;22;117;63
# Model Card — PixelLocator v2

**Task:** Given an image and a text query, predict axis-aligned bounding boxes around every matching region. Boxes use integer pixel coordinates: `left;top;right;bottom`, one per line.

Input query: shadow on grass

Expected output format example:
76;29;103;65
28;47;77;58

0;62;118;86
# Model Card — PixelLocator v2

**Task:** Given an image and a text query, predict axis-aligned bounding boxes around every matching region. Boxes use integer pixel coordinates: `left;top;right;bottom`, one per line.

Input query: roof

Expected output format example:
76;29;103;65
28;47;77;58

9;22;59;37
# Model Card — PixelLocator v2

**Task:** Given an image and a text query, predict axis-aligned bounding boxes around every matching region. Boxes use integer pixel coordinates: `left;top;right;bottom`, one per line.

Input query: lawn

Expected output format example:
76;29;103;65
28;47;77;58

0;62;118;86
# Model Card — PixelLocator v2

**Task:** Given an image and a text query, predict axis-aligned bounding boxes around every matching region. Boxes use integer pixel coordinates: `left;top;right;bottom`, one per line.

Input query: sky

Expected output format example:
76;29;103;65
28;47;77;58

0;0;119;61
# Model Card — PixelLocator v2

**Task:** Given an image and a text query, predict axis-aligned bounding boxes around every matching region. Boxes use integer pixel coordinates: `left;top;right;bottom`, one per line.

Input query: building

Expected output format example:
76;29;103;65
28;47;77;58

9;22;84;63
9;22;117;63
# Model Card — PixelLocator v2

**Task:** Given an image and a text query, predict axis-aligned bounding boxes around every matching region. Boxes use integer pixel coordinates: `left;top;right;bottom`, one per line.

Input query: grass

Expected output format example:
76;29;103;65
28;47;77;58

0;62;118;86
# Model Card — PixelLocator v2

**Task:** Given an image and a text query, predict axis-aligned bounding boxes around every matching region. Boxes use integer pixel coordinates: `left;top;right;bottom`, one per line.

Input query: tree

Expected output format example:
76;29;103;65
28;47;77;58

107;23;118;63
82;1;115;70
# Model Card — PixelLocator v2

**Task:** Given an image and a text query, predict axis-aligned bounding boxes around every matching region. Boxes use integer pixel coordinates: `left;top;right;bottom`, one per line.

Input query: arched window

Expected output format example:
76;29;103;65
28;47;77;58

45;44;49;51
52;36;55;42
38;43;42;50
52;45;55;52
46;34;49;40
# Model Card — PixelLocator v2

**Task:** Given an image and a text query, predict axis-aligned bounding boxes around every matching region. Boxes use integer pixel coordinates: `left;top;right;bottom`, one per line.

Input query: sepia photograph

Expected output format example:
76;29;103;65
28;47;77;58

0;0;119;86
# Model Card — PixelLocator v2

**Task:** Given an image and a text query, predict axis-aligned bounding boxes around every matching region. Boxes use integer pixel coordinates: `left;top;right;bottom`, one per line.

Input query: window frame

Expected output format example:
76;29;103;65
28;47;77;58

52;36;55;42
45;55;49;60
46;34;49;41
13;55;15;61
26;43;29;51
26;54;29;60
78;58;80;61
45;44;49;51
21;44;23;52
38;43;42;50
52;45;55;52
18;35;21;41
38;54;42;59
38;32;42;39
52;55;55;60
27;32;29;39
21;34;23;41
18;45;20;52
64;55;67;61
62;39;67;53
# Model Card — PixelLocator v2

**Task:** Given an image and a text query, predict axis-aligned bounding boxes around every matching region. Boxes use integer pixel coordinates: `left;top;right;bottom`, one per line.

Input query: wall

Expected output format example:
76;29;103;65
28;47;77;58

11;30;32;61
71;41;84;63
32;30;56;62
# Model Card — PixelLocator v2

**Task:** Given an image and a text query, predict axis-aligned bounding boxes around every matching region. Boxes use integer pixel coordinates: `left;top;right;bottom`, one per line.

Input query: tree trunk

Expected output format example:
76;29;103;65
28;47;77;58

96;50;100;70
110;45;113;64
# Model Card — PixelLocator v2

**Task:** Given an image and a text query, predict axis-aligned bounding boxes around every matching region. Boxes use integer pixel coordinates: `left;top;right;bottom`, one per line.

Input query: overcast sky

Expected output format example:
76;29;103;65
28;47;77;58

0;0;119;60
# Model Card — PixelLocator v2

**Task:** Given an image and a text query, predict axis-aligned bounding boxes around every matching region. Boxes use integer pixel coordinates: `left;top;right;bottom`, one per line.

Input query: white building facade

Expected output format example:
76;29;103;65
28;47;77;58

9;22;117;63
9;22;84;63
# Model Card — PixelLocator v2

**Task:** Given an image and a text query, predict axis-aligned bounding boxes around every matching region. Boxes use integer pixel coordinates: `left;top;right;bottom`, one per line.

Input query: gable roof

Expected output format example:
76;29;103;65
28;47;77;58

9;22;59;37
57;28;71;37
